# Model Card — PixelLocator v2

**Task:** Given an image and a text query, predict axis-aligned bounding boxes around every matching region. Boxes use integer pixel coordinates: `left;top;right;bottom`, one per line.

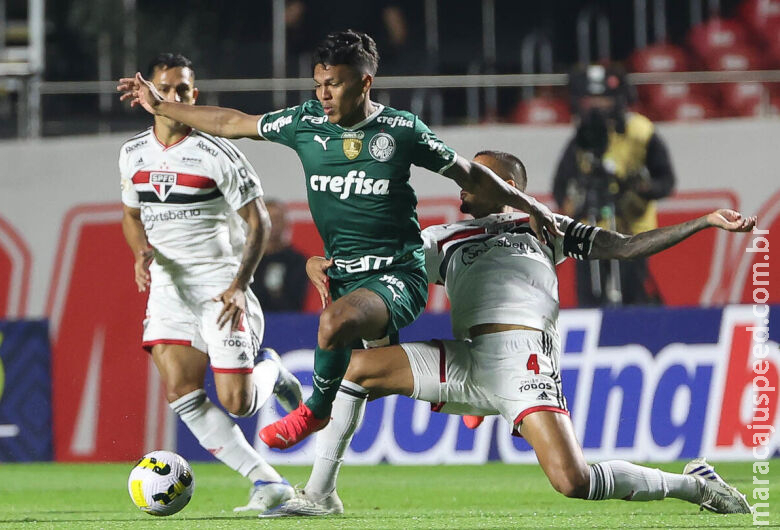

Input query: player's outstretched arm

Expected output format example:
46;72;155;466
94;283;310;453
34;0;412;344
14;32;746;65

117;73;263;139
443;156;563;241
590;209;757;260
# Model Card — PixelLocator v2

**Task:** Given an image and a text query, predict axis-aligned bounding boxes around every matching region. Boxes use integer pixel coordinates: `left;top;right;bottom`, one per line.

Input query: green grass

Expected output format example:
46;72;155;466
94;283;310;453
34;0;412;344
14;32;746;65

0;461;776;528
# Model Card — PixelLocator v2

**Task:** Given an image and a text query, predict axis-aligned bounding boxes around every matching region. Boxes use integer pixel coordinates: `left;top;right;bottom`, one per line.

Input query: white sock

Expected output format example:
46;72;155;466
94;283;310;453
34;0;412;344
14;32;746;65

588;460;701;504
170;389;281;484
305;380;368;497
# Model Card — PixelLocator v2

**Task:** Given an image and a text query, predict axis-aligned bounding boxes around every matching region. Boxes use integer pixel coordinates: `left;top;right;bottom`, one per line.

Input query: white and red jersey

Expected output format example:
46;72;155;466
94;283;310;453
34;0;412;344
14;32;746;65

119;127;263;286
421;213;600;339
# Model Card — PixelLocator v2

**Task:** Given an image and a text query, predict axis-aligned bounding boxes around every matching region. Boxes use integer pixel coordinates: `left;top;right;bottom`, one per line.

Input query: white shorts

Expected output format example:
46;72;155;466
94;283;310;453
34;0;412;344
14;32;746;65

142;283;265;373
402;329;568;435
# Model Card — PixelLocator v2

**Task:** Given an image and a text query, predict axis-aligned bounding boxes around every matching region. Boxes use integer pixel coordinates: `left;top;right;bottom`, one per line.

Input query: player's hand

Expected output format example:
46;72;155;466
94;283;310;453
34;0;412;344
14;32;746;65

306;256;333;309
528;200;564;244
707;209;757;232
117;72;163;114
213;286;247;331
134;248;154;292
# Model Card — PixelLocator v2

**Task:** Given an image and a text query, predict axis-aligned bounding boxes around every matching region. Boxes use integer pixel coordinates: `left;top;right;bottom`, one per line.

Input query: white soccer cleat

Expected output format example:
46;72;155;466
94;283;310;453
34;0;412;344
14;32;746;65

264;348;303;413
251;348;302;413
259;488;344;517
233;479;294;512
683;457;752;514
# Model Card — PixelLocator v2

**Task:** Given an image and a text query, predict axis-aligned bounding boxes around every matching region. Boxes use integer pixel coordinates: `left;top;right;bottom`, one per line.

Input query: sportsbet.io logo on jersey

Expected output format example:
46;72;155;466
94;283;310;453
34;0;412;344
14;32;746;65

309;170;389;200
369;133;395;162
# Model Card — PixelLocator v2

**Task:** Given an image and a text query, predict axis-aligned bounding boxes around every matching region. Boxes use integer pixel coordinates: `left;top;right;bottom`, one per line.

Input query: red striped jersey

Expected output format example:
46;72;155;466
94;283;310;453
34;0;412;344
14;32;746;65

119;127;263;286
421;212;599;339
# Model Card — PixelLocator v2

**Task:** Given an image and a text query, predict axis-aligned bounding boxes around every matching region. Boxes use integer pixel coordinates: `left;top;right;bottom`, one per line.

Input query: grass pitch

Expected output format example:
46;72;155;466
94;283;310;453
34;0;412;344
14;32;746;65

0;461;776;528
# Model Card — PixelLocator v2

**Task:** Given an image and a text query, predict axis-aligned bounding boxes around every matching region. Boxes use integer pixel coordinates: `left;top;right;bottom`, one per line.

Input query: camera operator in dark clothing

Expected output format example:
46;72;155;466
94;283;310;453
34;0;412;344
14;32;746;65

552;64;676;306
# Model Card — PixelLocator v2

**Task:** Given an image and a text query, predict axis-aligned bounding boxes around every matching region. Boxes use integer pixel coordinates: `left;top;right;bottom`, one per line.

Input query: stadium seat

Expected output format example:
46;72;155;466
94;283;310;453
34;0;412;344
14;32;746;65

654;94;719;121
509;97;571;125
629;44;695;118
738;0;780;36
769;92;780;114
763;19;780;66
688;17;750;62
702;45;763;71
642;83;696;110
720;82;765;116
629;43;689;73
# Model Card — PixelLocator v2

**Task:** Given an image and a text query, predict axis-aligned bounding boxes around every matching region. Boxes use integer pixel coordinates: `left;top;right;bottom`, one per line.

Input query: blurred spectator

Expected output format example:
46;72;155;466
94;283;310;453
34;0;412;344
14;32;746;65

251;200;308;312
552;64;676;306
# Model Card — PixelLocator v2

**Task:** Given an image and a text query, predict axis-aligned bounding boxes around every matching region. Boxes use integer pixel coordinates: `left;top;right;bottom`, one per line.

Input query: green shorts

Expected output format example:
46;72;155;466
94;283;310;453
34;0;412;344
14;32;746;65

329;267;428;339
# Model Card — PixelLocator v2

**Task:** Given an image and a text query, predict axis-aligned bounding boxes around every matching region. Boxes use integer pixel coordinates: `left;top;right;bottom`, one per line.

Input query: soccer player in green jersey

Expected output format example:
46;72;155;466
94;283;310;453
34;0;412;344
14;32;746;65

118;29;562;449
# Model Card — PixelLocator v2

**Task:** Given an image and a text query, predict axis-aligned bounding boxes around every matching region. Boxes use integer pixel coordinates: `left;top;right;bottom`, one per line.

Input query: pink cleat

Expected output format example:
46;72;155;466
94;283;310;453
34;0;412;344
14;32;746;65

260;403;330;450
462;415;484;429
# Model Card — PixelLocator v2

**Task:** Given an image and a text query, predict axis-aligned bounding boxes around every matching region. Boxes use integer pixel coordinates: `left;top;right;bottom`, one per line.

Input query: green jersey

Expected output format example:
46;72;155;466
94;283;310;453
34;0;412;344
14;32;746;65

257;100;457;280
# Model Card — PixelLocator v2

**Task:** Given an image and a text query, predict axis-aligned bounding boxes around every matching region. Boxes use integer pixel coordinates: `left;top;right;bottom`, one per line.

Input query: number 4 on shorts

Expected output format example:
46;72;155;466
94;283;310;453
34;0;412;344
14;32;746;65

526;354;540;374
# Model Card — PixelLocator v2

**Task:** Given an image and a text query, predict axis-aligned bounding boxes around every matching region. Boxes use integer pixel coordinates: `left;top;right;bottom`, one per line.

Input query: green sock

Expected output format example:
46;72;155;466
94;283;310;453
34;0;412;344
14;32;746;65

305;345;352;419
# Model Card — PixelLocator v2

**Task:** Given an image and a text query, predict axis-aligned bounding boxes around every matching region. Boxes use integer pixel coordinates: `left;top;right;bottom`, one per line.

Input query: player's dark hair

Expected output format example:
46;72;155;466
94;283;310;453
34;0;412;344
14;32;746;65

312;30;380;76
146;53;193;78
474;150;528;191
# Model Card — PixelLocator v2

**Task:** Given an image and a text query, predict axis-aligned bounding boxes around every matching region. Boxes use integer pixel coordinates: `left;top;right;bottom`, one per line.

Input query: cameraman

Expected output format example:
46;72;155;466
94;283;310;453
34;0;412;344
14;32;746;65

552;64;676;306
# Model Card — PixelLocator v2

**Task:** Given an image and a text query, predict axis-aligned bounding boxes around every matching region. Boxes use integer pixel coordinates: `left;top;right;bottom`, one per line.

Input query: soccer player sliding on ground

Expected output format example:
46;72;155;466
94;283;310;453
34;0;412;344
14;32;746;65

270;150;756;517
118;30;562;449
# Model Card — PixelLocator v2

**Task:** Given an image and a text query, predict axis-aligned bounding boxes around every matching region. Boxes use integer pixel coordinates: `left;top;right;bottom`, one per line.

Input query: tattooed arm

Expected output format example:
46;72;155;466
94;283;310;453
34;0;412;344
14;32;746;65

589;209;756;260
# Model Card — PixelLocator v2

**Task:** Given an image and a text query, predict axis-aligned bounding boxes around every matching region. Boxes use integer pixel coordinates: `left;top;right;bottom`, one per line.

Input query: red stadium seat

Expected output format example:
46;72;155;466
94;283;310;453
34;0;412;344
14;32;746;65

703;45;763;71
739;0;780;36
629;43;689;73
509;97;571;125
720;82;766;116
688;17;750;61
764;19;780;66
654;94;719;121
630;44;695;117
769;93;780;114
642;83;695;108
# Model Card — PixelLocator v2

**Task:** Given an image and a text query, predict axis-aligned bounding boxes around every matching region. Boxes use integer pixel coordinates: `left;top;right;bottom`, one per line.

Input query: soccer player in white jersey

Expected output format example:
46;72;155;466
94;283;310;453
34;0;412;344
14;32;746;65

269;150;755;517
119;53;303;512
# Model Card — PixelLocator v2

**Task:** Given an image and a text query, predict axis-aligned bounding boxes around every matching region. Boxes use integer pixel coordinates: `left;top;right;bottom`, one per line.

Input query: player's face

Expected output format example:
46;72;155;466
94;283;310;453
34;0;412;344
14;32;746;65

151;66;198;106
313;63;367;125
460;155;515;218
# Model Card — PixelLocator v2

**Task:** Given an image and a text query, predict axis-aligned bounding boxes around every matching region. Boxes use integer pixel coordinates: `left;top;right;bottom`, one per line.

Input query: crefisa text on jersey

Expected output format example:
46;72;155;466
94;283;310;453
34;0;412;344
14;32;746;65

309;170;389;199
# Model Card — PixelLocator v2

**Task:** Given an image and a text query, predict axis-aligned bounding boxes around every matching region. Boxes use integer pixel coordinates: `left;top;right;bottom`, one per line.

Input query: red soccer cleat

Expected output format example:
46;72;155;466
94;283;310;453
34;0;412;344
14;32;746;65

259;403;330;450
462;415;484;429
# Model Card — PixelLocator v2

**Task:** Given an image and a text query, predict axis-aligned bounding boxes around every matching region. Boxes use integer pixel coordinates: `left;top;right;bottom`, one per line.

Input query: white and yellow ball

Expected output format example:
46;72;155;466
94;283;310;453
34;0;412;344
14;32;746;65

128;450;195;516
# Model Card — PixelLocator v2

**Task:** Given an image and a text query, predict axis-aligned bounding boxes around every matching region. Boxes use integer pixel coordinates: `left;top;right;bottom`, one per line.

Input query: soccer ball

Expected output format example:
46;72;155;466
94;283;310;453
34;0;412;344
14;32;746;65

128;450;195;516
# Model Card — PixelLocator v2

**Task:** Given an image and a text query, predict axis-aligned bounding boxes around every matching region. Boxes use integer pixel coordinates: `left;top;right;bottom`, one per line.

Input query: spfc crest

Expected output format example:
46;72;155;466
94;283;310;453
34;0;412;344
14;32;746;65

341;131;364;160
150;171;177;201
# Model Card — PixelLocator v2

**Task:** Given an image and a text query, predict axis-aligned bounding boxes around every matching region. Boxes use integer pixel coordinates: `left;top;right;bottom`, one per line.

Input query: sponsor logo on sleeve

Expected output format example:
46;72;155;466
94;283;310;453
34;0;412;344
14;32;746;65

262;114;294;134
422;132;453;161
125;139;147;154
196;140;219;157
